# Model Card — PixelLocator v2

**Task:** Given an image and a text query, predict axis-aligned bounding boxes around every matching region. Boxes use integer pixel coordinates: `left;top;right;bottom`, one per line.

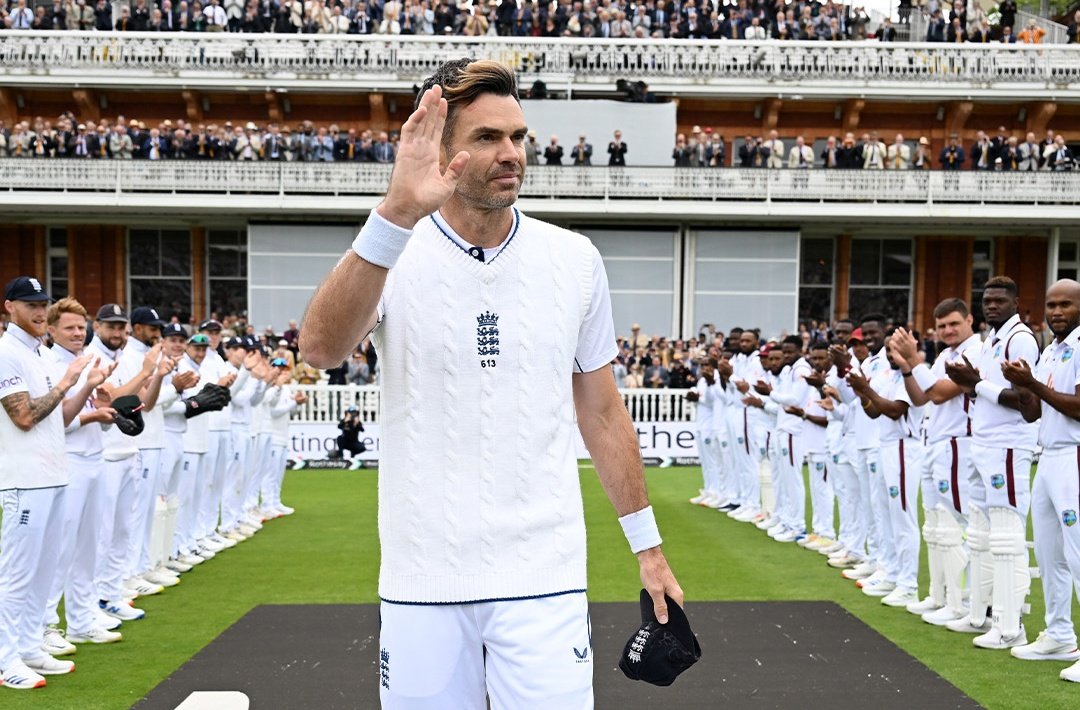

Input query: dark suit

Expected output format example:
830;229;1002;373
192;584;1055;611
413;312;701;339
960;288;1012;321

607;141;628;166
939;146;965;170
543;145;564;166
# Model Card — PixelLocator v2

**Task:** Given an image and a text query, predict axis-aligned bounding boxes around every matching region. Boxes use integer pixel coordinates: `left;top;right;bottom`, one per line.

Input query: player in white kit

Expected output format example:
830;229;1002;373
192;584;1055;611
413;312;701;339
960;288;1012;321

945;276;1040;649
727;332;769;523
0;277;92;689
220;337;268;539
762;336;812;542
687;357;724;508
1002;279;1080;681
795;341;836;551
891;300;981;625
300;59;682;708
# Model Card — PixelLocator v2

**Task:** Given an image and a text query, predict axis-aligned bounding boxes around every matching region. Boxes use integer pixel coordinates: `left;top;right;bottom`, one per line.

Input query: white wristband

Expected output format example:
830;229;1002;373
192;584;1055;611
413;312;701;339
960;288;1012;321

352;210;413;269
619;505;663;554
912;363;937;393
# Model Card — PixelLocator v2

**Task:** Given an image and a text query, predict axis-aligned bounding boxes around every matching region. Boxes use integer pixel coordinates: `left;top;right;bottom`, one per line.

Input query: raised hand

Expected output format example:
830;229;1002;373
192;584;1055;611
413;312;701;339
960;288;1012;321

829;344;851;371
1001;359;1036;388
142;342;163;374
944;355;980;390
890;327;920;367
61;354;93;391
87;358;118;389
173;370;200;392
218;372;238;388
846;369;870;394
752;379;772;396
377;85;471;229
157;355;177;377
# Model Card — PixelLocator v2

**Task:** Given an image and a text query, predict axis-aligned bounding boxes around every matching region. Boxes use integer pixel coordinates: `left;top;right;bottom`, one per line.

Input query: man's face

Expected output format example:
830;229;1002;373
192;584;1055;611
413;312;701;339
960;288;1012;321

49;312;86;353
861;320;885;352
444;94;527;211
851;341;870;361
832;321;853;341
766;350;784;375
133;323;161;347
934;309;973;347
1044;283;1080;339
202;328;222;349
187;344;208;364
808;348;829;372
700;361;714;379
226;345;245;366
739;332;757;354
163;335;186;358
781;342;800;366
96;320;127;351
982;287;1018;327
5;300;48;338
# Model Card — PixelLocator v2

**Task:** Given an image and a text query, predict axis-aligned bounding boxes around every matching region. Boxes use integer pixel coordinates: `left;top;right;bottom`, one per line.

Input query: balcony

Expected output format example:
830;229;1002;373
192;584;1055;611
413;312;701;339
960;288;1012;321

1;160;1076;223
1;31;1079;99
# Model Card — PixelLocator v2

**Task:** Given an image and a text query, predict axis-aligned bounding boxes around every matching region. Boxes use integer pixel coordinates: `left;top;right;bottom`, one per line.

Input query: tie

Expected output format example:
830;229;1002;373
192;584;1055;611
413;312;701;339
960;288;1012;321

348;143;354;159
151;142;159;160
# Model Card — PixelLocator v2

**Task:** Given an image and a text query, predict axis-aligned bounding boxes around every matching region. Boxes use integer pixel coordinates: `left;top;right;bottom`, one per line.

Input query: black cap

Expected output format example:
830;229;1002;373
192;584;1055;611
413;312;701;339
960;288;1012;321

4;276;51;303
619;589;701;687
198;319;223;332
162;323;187;339
243;335;260;351
131;306;166;328
95;303;129;323
225;336;246;349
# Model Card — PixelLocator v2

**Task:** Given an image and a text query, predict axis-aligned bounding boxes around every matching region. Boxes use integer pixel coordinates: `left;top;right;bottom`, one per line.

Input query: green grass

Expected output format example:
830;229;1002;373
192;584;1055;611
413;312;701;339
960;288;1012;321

4;466;1078;709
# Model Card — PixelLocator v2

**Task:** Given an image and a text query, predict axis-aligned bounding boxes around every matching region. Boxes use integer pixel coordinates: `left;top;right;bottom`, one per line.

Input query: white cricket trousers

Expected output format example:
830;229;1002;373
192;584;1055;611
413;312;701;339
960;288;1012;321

927;437;973;520
1031;447;1080;648
379;592;593;709
806;453;835;539
728;408;764;511
831;439;865;560
697;428;722;497
773;431;805;532
245;432;273;512
199;430;233;539
881;438;921;590
854;447;884;567
221;429;252;531
96;455;139;602
175;452;204;556
128;447;162;578
0;486;66;670
262;444;287;509
46;454;106;635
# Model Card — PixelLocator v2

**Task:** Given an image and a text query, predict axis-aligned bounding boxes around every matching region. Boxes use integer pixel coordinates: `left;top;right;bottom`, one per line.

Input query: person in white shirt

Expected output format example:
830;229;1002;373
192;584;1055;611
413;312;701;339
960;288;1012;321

765;130;784;169
787;136;814;169
793;342;836;551
220;337;268;540
688;357;724;508
44;298;123;654
726;331;770;523
944;276;1040;649
761;336;812;542
747;346;784;527
1003;279;1080;682
891;300;981;625
0;277;92;689
264;359;307;516
887;133;911;170
300;59;683;706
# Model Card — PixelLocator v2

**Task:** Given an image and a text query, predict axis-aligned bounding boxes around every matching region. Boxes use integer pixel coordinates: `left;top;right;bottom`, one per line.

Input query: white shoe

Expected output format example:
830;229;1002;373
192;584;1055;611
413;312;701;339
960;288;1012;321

0;660;46;690
1062;659;1080;682
67;627;122;644
95;611;122;631
237;523;259;536
275;504;295;516
124;576;164;596
827;554;860;570
100;600;145;622
211;533;238;549
178;553;205;567
881;587;919;608
198;537;225;553
23;655;74;676
222;529;248;542
143;569;180;587
195;544;218;559
856;570;888;589
974;625;1027;650
946;614;993;634
766;522;786;536
806;536;834;551
842;562;876;580
906;596;943;615
165;558;193;573
698;492;719;508
923;606;967;626
774;529;798;543
862;580;896;598
689;489;707;505
820;541;845;556
259;507;282;520
244;514;264;529
42;628;76;657
754;516;773;530
732;507;758;522
1011;631;1080;661
121;586;138;600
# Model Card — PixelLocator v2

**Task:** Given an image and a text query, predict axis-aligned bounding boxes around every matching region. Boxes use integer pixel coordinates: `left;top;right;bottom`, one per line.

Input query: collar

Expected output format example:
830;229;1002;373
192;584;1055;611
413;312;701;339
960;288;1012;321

7;322;45;354
947;333;982;356
1061;325;1080;348
431;208;520;264
91;335;121;362
126;337;150;355
989;313;1023;343
50;343;82;362
183;354;201;371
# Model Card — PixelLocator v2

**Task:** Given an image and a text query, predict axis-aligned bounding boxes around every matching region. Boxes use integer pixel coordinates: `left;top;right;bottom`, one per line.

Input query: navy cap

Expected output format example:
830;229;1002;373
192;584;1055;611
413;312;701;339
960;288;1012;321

243;336;260;350
162;323;186;339
198;319;223;332
131;306;166;328
225;336;246;349
4;276;51;303
95;303;129;323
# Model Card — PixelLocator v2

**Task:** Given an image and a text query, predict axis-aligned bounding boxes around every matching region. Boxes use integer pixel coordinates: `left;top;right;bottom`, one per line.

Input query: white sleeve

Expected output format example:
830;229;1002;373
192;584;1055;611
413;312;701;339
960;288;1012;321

574;248;619;374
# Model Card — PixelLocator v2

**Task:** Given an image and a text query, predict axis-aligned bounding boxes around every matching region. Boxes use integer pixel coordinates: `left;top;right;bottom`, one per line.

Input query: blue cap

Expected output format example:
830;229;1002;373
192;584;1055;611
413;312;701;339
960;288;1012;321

162;323;186;339
225;336;246;349
270;357;289;367
131;306;166;328
4;276;51;302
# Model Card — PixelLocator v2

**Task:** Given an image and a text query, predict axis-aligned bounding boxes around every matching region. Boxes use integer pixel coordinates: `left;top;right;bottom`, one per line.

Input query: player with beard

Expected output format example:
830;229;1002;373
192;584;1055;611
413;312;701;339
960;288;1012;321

746;346;785;529
727;330;770;524
793;341;836;552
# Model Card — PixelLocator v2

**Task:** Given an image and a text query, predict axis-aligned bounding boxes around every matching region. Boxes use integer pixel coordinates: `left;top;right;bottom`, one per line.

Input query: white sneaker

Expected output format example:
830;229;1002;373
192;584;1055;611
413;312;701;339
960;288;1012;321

906;596;943;615
857;570;888;589
42;628;76;657
842;562;876;580
67;627;122;644
178;553;205;567
732;507;759;522
820;541;846;556
1011;631;1080;661
124;576;164;596
974;625;1027;650
923;606;967;626
258;507;282;520
143;569;180;587
121;586;138;600
237;523;259;536
754;516;773;530
100;600;145;622
766;522;786;537
806;536;835;551
1062;659;1080;682
0;660;46;690
23;655;74;676
881;587;919;608
222;529;248;542
862;580;896;598
211;533;238;549
244;514;264;529
689;490;707;505
827;554;860;570
95;611;122;631
698;492;718;507
195;544;218;559
946;614;993;634
165;558;193;573
774;529;798;543
275;504;295;515
198;537;225;553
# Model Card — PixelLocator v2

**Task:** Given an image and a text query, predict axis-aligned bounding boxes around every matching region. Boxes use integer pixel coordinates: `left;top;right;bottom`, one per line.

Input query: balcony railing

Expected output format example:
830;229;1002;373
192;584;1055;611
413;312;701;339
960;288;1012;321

1;160;1077;206
2;31;1079;93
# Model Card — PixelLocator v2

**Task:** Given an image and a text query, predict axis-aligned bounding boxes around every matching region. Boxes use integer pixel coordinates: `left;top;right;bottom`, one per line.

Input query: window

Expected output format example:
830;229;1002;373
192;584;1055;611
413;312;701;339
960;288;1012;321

1057;239;1080;281
970;239;995;327
207;229;248;319
798;237;834;326
848;238;913;322
47;228;69;300
129;229;192;321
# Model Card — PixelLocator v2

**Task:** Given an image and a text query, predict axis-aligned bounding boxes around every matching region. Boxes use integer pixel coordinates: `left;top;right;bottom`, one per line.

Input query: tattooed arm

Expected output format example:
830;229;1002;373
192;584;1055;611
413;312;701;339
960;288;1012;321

1;354;91;432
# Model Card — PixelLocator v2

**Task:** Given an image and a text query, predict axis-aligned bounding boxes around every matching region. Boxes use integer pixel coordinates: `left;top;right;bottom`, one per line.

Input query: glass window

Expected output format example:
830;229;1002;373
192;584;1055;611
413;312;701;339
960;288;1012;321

849;238;913;322
970;239;994;327
128;229;192;320
849;240;882;286
207;229;248;318
47;227;68;301
130;279;192;322
799;237;834;324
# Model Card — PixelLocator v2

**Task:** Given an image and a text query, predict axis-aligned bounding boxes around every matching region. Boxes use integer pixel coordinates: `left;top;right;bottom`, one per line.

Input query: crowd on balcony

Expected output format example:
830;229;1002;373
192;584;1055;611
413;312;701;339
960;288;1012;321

0;0;1075;43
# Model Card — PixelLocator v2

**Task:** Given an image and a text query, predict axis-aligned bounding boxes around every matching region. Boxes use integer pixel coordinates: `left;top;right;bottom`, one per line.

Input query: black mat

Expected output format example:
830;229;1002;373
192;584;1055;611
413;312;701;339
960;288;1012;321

135;602;980;710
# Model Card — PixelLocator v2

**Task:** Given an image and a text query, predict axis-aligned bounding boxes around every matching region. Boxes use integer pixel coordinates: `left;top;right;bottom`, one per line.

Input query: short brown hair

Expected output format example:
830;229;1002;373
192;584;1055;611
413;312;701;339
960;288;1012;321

933;298;969;320
47;297;87;326
415;59;520;146
984;275;1018;297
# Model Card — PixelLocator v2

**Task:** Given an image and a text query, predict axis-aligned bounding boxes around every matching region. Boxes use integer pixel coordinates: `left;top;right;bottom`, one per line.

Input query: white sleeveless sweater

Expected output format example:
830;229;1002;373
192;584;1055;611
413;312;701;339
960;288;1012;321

373;211;596;603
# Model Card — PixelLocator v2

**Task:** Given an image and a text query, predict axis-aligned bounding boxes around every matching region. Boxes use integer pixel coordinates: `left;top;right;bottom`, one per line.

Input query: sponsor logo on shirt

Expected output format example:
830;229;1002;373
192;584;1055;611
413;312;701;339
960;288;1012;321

574;645;590;663
991;474;1006;490
0;375;24;389
379;648;390;689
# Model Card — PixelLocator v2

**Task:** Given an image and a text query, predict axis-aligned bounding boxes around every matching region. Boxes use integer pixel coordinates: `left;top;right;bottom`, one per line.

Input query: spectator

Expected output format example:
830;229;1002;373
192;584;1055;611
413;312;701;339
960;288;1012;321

1018;18;1046;44
347;350;373;385
787;135;813;169
764;130;784;169
371;131;395;163
543;135;563;165
706;130;725;167
1047;135;1074;171
999;0;1017;34
887;133;910;170
1069;11;1080;44
971;130;993;170
672;133;692;167
1000;24;1017;43
293;356;322;384
1018;131;1042;171
912;136;932;170
939;133;965;169
571;134;592;166
607;129;628;166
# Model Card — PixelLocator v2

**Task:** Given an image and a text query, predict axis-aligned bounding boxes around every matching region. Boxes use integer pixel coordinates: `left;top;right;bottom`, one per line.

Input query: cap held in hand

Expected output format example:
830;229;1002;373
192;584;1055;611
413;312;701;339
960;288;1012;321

619;589;701;687
111;395;145;437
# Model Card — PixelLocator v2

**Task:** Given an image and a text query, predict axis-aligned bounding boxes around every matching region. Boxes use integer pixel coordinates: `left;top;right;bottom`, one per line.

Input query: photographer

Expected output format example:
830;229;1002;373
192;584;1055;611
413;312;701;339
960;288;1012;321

337;405;366;462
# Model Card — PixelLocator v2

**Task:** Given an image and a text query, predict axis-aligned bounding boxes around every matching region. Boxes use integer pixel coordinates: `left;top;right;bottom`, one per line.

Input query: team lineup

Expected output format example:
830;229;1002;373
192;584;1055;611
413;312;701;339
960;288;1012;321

690;276;1080;684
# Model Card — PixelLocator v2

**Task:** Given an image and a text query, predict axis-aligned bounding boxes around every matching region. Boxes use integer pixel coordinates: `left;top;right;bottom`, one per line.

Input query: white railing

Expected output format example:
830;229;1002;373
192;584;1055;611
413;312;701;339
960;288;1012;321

292;384;695;424
1;31;1079;88
2;160;1078;205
